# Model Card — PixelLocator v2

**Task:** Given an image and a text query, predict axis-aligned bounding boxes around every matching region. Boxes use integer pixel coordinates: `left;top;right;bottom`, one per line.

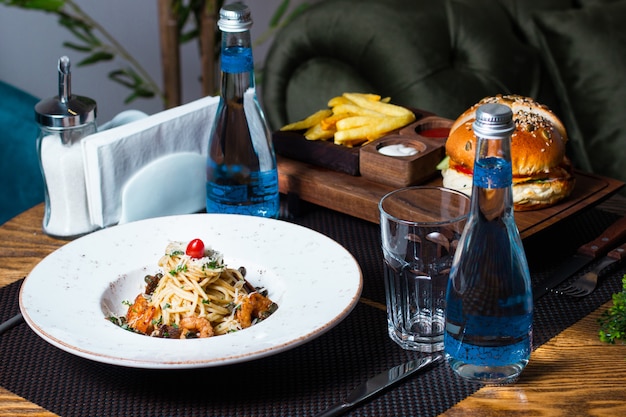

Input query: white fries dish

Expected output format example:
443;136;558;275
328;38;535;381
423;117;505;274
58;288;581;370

19;213;363;369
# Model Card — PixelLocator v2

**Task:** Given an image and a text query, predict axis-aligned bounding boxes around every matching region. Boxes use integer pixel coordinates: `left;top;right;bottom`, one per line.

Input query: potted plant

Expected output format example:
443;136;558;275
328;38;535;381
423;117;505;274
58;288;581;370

1;0;309;108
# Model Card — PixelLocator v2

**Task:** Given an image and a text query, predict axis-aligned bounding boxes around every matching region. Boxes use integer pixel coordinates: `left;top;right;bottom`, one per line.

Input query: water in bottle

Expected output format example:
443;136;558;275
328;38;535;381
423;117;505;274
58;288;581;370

444;103;533;384
206;3;279;218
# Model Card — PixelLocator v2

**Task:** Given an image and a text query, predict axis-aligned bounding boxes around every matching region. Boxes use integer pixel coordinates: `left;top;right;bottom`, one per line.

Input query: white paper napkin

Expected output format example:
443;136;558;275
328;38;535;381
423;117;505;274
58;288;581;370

82;95;219;227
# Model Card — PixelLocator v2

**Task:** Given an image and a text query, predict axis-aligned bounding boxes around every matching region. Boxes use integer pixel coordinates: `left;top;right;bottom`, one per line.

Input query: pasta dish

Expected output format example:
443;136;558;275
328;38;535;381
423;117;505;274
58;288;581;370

109;238;278;338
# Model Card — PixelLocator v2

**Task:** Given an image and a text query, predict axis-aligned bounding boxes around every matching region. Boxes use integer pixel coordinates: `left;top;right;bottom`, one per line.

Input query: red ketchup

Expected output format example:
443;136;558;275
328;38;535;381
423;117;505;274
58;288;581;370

418;127;450;138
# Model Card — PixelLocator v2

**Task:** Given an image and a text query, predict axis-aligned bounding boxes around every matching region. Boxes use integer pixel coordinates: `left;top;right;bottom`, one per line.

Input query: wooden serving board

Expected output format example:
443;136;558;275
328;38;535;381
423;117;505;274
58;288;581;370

277;155;624;239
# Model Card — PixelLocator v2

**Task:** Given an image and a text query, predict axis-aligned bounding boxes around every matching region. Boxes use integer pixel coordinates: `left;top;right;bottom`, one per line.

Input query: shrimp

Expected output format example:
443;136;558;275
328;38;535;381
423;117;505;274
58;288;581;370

236;292;277;329
126;294;156;334
179;316;214;338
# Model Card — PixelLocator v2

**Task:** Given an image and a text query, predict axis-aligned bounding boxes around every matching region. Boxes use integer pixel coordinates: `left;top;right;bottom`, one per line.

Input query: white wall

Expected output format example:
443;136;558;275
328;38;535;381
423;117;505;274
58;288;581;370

0;0;309;123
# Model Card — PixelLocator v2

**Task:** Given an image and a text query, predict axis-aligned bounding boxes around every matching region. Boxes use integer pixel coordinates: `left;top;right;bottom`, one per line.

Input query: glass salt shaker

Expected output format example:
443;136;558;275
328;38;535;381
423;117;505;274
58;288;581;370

35;56;98;238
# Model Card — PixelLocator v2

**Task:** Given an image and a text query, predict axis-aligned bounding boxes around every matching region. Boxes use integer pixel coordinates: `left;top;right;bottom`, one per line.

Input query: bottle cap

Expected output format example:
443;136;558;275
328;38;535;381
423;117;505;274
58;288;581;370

218;2;253;32
473;103;514;139
35;56;97;129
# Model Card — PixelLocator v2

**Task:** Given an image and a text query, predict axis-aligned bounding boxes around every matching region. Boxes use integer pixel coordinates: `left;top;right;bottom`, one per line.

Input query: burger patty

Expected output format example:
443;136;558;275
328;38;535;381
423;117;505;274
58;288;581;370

442;160;575;211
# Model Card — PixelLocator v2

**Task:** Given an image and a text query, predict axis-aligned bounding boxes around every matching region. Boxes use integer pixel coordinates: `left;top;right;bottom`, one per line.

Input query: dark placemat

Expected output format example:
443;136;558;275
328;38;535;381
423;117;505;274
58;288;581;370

0;205;624;417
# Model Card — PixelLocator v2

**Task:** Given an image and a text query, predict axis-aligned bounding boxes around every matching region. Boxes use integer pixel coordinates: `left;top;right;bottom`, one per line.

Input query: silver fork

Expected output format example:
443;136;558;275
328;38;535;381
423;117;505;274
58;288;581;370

557;242;626;297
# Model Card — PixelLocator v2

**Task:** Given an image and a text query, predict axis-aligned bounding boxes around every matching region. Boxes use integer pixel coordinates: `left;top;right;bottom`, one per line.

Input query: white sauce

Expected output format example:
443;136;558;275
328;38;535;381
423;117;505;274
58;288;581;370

378;144;419;157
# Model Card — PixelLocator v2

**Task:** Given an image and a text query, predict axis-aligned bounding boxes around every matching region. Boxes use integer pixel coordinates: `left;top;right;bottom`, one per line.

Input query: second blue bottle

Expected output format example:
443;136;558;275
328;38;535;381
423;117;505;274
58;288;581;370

444;103;533;384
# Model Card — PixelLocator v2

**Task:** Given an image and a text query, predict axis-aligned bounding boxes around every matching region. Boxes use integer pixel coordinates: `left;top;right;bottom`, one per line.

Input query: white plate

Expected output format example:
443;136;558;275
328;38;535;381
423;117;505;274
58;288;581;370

19;214;362;369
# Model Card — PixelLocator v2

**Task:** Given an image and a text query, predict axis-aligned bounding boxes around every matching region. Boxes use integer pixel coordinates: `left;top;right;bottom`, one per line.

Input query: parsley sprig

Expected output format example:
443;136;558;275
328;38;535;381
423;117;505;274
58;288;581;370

598;275;626;344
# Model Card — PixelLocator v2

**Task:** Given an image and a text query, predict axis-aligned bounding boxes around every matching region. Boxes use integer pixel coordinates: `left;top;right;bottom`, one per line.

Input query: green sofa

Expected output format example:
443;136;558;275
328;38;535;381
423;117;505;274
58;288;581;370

0;80;43;225
262;0;626;191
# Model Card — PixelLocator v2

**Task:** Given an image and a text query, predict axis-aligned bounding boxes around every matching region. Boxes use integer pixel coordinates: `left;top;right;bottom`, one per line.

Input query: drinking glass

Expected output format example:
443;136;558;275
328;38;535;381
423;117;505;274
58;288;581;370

379;186;470;352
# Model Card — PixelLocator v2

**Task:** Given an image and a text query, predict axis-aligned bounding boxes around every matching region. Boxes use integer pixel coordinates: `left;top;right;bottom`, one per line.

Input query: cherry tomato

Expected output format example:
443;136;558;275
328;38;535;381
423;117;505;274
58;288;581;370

186;238;205;258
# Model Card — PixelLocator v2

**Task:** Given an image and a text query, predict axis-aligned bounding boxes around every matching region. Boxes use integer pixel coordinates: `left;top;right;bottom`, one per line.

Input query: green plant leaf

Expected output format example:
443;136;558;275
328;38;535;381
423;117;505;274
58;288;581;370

108;68;156;104
123;86;156;104
286;3;310;23
269;0;290;28
176;1;192;33
62;41;92;52
1;0;65;11
108;68;137;88
58;14;100;46
598;275;626;344
180;28;199;44
3;0;163;105
77;51;114;66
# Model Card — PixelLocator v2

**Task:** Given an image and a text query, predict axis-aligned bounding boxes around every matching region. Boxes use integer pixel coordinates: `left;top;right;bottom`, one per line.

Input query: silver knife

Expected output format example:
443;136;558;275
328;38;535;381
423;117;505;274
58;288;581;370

314;354;443;417
0;313;23;336
534;215;626;301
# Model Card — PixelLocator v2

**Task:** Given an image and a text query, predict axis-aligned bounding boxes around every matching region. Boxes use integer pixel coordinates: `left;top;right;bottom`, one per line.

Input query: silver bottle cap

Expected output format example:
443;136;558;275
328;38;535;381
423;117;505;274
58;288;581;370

218;2;252;32
35;56;97;129
473;103;514;139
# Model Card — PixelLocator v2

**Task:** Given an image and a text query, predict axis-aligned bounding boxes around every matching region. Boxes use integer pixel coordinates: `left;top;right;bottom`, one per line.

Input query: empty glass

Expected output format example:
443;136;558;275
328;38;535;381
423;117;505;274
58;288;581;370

379;186;470;352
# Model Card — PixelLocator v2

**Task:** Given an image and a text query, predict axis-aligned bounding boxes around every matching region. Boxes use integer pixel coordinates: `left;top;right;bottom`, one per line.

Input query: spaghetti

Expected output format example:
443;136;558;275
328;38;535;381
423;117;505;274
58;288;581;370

113;239;278;338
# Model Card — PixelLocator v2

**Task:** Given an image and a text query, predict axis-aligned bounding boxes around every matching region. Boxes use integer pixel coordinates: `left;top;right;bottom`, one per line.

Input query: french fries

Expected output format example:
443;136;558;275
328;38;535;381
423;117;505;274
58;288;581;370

280;92;415;147
280;109;332;131
335;114;416;144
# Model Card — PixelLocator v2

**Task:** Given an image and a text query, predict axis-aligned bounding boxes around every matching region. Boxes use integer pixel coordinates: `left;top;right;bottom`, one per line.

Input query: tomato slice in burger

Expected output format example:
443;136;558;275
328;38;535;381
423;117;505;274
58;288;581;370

456;165;473;176
450;160;473;176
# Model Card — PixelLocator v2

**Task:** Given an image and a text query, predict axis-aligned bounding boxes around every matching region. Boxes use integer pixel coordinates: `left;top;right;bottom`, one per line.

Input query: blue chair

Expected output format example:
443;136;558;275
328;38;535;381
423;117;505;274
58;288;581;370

0;80;44;225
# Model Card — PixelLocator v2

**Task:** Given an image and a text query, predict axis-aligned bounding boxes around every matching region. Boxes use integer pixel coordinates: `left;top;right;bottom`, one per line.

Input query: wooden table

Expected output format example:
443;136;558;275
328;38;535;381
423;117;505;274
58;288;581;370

1;200;626;416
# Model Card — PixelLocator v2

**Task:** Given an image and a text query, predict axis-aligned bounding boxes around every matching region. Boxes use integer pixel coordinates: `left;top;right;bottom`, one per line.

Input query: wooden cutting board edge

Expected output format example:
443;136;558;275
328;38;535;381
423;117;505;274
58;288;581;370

277;155;625;240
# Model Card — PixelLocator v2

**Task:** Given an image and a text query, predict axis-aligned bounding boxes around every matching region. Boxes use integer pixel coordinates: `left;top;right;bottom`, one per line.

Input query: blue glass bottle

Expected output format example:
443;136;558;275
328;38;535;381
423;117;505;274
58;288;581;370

206;3;279;218
444;103;533;384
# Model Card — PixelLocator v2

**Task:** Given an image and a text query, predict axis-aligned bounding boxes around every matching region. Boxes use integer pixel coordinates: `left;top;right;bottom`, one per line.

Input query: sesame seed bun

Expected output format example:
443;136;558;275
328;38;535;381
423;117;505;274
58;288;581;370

442;95;575;210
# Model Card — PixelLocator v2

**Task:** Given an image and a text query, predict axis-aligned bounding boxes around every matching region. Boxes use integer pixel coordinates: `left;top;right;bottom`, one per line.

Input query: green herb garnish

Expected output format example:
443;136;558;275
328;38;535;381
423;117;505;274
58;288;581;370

169;264;188;276
598;275;626;344
107;315;135;333
202;260;222;270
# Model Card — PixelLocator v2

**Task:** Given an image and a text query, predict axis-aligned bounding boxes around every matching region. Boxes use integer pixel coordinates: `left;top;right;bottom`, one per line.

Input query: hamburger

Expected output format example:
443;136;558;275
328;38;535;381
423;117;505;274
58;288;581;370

441;95;575;211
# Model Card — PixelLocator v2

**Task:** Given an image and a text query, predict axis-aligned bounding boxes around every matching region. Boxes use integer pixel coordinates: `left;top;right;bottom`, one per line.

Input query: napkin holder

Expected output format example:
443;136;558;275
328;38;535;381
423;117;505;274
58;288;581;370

117;152;205;224
82;96;219;228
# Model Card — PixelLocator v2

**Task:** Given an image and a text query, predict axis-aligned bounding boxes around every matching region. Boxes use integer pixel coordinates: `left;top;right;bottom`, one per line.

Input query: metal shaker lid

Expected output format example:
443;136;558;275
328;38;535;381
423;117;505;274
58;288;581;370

218;2;252;32
35;56;97;129
473;103;515;139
